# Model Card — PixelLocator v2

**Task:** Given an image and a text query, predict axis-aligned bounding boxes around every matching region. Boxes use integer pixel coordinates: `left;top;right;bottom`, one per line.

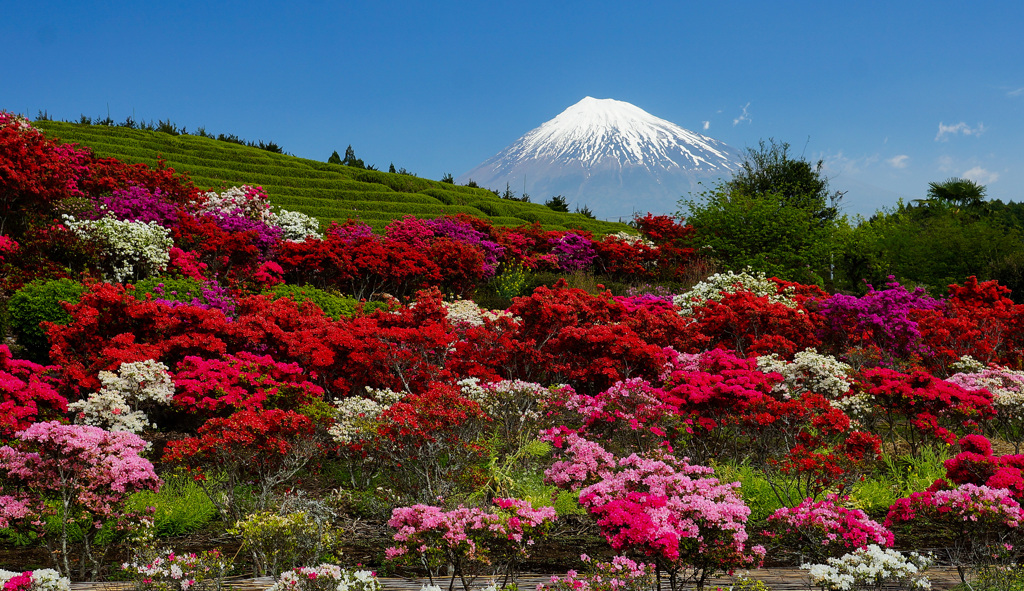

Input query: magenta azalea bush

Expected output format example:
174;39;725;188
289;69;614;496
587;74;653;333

765;495;894;562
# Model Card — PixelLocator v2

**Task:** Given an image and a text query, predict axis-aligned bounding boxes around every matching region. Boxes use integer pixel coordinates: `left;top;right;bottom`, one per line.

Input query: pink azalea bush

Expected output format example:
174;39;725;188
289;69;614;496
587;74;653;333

885;483;1024;570
121;548;232;591
545;436;764;591
385;498;556;591
538;554;656;591
0;422;160;579
764;495;894;562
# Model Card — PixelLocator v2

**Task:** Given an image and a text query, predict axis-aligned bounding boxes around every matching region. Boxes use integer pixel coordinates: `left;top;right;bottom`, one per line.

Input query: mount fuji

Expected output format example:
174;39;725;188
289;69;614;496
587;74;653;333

457;97;744;221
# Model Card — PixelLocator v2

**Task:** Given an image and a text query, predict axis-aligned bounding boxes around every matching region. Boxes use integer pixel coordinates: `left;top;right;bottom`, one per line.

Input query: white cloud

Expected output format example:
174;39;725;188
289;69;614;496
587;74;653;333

937;155;955;173
887;155;910;169
732;103;751;126
962;166;999;184
820;151;879;177
1008;87;1024;97
702;120;710;130
935;121;986;141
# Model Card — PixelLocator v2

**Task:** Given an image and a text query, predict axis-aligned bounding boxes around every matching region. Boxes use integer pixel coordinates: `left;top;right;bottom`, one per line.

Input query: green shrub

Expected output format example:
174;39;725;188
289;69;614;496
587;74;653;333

714;463;785;524
267;284;387;319
230;510;337;577
131;276;210;305
126;472;220;537
7;278;86;361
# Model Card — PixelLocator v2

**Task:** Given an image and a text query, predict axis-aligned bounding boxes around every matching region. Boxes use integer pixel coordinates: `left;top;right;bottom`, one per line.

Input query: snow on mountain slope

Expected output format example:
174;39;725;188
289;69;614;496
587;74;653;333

457;97;743;221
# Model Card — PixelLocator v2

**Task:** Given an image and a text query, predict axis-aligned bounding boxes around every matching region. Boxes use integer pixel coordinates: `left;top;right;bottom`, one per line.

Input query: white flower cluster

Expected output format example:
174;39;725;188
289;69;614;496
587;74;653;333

0;569;70;591
268;208;322;242
63;215;173;283
608;231;655;248
673;268;797;316
68;359;174;433
444;299;515;327
328;387;404;444
949;355;986;374
757;348;853;400
267;566;381;591
457;377;551;422
802;545;931;591
831;392;874;425
195;186;274;223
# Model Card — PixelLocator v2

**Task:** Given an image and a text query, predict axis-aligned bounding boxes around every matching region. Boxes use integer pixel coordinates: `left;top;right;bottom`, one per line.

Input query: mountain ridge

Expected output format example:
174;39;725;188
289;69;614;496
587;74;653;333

458;97;743;220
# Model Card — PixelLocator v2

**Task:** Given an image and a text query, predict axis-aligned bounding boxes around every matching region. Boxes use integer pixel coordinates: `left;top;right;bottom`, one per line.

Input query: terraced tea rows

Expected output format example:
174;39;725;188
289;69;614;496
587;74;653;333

35;122;629;234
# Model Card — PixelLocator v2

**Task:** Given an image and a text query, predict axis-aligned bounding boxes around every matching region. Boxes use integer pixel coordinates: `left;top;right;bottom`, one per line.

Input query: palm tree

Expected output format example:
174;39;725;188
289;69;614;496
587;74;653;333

926;177;987;208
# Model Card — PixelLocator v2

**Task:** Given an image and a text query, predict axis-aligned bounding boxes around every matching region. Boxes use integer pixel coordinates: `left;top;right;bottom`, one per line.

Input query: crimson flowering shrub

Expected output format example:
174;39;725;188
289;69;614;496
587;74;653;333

0;422;160;579
763;495;894;563
915;277;1024;375
688;290;822;357
885;483;1024;571
939;435;1024;500
427;237;487;297
631;213;697;281
386;498;557;591
0;345;66;441
504;282;670;393
854;368;995;457
593;234;659;280
545;437;763;591
163;409;323;519
368;383;490;502
277;222;442;299
172;211;264;283
172;352;325;418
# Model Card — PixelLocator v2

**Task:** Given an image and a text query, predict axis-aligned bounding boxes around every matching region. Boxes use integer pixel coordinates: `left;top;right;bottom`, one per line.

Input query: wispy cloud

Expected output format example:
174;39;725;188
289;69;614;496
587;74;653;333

702;120;710;131
935;121;986;141
962;166;1000;184
937;155;955;173
887;155;910;169
1008;87;1024;97
732;103;751;126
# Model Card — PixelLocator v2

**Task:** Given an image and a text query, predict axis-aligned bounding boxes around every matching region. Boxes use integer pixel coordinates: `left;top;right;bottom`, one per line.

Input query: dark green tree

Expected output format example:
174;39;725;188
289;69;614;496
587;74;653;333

389;163;396;173
328;150;342;165
575;204;596;219
681;139;844;285
441;173;454;184
341;145;365;169
545;195;570;212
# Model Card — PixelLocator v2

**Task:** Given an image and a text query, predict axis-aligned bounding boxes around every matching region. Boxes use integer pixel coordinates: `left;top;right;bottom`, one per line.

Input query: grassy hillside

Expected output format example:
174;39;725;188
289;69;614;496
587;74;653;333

34;121;630;234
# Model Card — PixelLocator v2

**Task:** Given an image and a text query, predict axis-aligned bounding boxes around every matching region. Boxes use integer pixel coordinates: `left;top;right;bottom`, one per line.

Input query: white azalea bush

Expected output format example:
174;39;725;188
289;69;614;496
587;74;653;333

0;569;70;591
63;215;173;282
267;566;381;591
444;299;515;327
68;359;174;433
802;545;931;591
673;268;797;316
757;348;853;400
269;208;322;242
121;549;231;591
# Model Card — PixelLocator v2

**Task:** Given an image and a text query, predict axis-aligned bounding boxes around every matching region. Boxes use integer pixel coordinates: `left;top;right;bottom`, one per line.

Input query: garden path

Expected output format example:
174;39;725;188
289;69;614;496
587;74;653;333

67;567;967;591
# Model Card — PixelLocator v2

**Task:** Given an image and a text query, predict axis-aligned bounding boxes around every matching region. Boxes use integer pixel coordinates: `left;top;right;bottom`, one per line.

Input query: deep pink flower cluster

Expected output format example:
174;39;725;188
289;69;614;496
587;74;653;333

550;233;598;272
885;483;1024;529
765;495;893;560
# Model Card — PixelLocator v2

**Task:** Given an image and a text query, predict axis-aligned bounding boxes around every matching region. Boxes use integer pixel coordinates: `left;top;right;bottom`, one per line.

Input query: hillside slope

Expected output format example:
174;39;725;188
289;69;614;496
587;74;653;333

34;121;630;234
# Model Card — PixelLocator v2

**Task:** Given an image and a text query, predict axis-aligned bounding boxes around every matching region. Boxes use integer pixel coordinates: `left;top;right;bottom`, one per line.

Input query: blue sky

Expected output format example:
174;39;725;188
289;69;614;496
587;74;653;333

5;1;1022;218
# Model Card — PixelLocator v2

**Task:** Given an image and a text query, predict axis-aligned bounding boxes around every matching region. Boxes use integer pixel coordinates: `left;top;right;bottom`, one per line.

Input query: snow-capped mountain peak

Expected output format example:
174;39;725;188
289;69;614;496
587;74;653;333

458;97;743;220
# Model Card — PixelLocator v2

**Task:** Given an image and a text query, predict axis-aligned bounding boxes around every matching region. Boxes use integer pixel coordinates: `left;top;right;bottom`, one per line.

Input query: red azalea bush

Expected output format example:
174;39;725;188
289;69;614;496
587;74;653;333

939;435;1024;500
688;290;822;357
854;368;995;457
163;408;322;519
0;345;67;441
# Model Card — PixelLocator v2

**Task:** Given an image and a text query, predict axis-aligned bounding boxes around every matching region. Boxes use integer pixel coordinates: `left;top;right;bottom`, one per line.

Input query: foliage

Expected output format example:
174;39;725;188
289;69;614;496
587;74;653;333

7;278;86;361
230;511;337;577
125;472;219;537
